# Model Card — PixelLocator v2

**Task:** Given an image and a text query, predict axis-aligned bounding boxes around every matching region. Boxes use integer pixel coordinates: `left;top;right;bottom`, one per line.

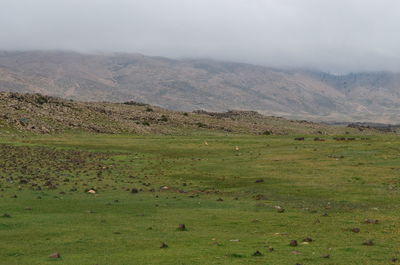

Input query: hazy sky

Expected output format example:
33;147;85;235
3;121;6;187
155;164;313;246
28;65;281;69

1;0;399;72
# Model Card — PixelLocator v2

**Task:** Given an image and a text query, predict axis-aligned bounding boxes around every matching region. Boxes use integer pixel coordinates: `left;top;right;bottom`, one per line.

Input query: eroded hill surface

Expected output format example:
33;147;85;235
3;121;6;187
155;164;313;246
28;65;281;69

0;92;380;135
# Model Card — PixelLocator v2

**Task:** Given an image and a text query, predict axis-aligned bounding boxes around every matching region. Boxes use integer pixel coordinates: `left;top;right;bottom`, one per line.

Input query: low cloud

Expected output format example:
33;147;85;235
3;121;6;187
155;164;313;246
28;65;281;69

1;0;399;72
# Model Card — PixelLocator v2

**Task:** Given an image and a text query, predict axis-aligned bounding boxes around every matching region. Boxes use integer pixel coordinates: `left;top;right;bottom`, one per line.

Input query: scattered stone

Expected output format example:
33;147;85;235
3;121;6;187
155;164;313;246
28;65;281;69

48;252;61;258
254;194;267;200
351;228;361;233
321;254;330;259
275;206;285;213
177;224;187;231
303;237;313;242
255;179;264;183
290;240;298;247
87;189;96;194
130;188;139;193
268;247;274;252
252;250;263;256
216;198;224;201
391;257;398;262
322;213;329;217
364;219;379;224
19;178;28;184
363;240;374;246
292;250;301;255
1;213;12;218
160;242;168;248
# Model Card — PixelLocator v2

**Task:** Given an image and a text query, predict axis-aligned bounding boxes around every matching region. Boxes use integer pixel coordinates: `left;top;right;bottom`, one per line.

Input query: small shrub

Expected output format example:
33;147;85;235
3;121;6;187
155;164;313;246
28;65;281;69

35;95;48;105
159;115;168;122
196;122;207;128
262;130;272;135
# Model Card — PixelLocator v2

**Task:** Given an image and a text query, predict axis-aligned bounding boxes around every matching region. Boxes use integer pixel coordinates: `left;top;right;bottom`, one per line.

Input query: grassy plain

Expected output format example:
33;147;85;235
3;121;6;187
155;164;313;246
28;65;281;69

0;132;400;264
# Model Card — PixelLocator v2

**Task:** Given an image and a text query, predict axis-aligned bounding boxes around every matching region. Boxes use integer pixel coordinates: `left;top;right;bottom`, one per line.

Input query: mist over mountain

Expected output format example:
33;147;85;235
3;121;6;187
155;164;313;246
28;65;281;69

1;51;400;123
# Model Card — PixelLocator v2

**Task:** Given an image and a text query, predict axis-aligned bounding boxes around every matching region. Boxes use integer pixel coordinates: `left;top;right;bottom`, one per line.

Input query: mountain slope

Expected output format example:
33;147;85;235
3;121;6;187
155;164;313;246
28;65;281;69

0;51;399;123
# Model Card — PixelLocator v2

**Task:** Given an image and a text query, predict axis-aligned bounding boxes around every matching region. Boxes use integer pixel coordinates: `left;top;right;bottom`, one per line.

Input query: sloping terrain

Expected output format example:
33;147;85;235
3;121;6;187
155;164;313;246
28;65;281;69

0;92;381;135
1;51;400;123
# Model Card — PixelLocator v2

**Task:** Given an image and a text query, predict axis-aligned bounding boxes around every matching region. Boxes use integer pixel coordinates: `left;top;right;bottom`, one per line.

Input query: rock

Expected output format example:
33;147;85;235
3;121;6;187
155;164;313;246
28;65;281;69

391;257;398;262
268;247;274;252
351;228;360;233
292;250;301;255
303;237;313;242
255;179;264;183
130;188;139;193
19;178;29;184
290;240;298;247
275;206;285;213
363;240;374;246
252;250;263;256
160;242;168;248
216;198;224;201
48;252;61;258
364;219;379;224
87;189;96;194
1;213;12;218
321;254;330;258
177;224;187;231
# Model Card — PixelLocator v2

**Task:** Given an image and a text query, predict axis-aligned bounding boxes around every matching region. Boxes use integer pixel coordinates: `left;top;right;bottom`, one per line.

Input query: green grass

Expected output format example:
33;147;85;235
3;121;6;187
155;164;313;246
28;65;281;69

0;133;400;264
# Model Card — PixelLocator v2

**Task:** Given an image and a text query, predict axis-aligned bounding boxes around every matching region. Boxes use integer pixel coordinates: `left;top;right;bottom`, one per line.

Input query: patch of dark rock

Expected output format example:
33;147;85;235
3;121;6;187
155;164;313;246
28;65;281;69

290;240;298;247
252;250;263;256
177;224;187;231
364;219;379;224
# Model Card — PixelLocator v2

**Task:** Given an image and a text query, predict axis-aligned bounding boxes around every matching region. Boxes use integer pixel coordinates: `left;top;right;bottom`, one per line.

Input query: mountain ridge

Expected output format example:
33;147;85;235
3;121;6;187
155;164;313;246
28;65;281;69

1;51;399;123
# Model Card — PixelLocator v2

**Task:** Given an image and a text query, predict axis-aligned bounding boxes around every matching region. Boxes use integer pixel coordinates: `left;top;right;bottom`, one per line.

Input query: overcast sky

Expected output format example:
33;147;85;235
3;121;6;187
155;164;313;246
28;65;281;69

1;0;399;72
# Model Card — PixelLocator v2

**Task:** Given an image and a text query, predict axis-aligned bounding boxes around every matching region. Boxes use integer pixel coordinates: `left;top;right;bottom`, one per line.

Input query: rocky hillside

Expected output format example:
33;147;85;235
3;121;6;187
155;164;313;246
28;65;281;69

1;51;400;123
0;92;381;135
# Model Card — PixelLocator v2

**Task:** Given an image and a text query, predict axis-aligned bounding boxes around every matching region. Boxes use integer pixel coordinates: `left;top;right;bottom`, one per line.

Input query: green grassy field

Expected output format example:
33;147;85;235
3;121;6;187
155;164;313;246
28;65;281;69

1;133;400;264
